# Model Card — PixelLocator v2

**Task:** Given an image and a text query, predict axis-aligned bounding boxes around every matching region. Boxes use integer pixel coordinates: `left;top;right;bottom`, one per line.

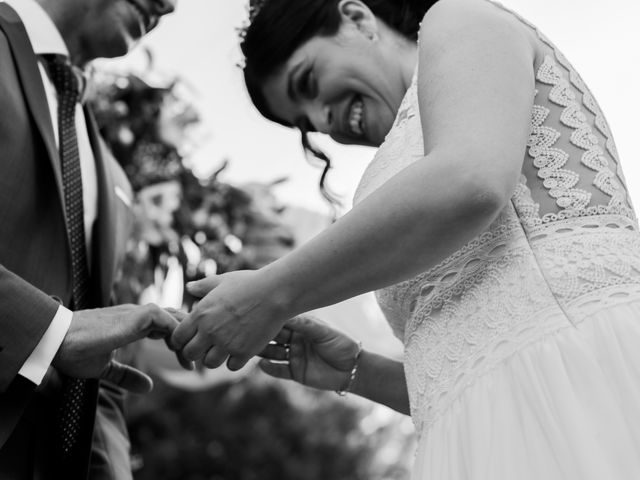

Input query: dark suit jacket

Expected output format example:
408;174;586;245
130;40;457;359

0;5;134;479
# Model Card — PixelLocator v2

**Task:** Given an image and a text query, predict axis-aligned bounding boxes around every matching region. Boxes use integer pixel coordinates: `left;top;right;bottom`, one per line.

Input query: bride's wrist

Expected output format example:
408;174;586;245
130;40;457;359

257;264;303;318
344;348;371;397
336;342;363;396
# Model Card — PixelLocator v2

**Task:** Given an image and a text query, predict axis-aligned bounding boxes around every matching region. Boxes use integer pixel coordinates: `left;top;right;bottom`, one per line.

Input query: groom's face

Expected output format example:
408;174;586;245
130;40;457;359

62;0;177;63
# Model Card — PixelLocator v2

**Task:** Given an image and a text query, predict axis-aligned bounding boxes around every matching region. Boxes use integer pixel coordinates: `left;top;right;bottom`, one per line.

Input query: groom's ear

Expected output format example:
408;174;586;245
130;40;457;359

337;0;379;40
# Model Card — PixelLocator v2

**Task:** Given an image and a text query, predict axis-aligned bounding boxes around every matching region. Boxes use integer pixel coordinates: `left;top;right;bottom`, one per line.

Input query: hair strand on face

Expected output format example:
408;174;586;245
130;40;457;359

301;129;342;221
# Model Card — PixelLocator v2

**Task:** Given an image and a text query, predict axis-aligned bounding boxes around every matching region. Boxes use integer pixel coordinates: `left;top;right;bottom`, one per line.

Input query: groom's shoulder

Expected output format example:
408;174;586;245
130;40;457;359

0;28;17;85
0;3;16;40
0;26;20;87
0;13;13;62
0;14;9;46
0;4;31;62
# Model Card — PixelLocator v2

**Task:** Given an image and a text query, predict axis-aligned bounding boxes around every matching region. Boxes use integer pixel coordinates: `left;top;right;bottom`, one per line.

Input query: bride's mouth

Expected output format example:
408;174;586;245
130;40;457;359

347;96;365;137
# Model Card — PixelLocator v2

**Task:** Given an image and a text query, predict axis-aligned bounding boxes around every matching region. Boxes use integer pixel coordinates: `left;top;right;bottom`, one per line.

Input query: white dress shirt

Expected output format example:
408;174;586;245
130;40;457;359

2;0;99;385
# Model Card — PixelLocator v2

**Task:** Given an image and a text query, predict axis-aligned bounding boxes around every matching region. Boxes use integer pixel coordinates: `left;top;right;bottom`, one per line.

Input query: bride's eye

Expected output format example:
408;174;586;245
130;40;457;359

298;68;316;99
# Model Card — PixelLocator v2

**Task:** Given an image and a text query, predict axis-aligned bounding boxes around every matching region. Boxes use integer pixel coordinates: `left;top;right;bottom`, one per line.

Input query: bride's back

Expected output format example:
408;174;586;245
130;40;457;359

354;0;640;433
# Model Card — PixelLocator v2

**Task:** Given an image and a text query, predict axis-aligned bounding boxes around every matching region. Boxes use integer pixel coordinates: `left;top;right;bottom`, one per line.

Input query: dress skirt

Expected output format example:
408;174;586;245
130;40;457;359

412;297;640;479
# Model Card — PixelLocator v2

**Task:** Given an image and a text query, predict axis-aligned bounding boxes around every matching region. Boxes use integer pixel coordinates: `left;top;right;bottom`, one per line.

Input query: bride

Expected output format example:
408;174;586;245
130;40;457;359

173;0;640;476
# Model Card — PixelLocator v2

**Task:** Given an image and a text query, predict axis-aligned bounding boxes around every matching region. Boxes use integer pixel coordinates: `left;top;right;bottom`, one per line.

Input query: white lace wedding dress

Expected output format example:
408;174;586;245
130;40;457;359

353;3;640;479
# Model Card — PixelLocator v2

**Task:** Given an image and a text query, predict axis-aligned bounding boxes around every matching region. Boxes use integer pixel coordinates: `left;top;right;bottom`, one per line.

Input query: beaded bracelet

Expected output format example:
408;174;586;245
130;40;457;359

336;341;363;397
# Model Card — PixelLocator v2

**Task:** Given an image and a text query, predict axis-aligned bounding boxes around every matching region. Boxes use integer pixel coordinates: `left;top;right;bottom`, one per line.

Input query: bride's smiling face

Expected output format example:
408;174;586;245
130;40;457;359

261;10;410;147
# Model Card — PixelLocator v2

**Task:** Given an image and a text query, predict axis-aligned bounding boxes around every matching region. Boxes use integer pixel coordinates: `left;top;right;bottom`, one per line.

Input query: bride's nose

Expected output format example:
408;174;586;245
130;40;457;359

307;104;332;134
152;0;177;15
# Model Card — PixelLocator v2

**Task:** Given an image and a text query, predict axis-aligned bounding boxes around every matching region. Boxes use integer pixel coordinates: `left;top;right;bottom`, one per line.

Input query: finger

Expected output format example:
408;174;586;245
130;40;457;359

176;352;195;371
182;334;212;362
259;343;289;361
195;359;206;374
258;359;293;380
165;308;189;322
140;304;180;338
284;315;329;340
164;337;195;370
227;354;251;372
203;346;228;369
272;327;293;345
171;316;198;350
186;275;223;298
101;360;153;394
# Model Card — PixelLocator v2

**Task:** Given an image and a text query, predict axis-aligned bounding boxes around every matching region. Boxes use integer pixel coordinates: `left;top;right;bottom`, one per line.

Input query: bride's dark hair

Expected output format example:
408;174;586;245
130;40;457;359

240;0;438;211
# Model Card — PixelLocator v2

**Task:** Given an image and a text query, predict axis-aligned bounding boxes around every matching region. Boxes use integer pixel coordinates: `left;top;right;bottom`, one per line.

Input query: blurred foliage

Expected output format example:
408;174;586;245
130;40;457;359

127;373;413;480
89;70;295;309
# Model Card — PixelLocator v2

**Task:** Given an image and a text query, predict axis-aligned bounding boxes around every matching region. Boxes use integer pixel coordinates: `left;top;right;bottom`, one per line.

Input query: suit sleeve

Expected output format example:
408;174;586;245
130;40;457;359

0;20;66;394
0;265;63;449
0;264;62;393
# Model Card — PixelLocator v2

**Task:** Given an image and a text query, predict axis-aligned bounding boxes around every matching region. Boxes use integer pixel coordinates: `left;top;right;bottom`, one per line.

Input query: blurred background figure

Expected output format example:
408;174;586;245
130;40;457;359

90;67;297;310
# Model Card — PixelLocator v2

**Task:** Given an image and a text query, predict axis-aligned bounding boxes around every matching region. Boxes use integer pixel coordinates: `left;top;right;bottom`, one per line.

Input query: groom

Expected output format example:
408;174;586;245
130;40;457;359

0;0;178;479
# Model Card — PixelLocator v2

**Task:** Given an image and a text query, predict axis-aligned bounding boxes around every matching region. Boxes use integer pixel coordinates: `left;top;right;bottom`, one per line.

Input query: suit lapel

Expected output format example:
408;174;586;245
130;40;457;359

0;4;118;307
0;4;64;211
85;108;117;307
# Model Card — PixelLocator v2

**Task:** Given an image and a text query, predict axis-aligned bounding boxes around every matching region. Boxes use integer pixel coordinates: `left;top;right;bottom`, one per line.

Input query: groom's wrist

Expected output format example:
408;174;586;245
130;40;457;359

19;305;72;385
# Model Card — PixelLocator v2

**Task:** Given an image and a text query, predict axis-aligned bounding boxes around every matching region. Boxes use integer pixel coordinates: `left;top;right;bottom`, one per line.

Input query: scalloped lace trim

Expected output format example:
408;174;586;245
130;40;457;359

513;174;637;229
408;283;640;435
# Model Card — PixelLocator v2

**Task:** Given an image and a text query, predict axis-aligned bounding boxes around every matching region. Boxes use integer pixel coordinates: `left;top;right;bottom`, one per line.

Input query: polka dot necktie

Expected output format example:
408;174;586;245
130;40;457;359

44;55;92;460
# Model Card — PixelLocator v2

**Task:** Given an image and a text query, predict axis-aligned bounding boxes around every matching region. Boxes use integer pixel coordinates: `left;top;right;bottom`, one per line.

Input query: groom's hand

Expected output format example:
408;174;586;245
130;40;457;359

52;304;180;391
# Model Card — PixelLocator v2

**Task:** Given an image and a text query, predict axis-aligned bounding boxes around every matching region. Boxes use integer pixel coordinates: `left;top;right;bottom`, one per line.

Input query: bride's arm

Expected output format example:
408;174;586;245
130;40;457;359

269;0;537;314
174;0;537;367
350;351;409;414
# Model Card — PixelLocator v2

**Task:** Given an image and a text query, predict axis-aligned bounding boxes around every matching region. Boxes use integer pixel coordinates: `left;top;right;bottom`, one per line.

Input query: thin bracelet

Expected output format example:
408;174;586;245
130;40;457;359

336;341;363;397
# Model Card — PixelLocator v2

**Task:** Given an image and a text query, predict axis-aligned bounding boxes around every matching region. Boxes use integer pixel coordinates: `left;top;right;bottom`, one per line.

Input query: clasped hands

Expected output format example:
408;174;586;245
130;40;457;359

170;270;363;394
171;270;289;371
55;269;280;397
59;269;359;396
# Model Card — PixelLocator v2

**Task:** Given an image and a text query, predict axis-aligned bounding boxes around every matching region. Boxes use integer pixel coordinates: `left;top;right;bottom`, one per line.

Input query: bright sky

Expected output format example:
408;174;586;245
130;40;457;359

102;0;640;215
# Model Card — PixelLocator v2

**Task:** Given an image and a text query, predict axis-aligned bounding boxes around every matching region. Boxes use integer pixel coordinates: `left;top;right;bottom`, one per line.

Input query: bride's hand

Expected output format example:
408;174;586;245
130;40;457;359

171;270;289;370
259;315;361;392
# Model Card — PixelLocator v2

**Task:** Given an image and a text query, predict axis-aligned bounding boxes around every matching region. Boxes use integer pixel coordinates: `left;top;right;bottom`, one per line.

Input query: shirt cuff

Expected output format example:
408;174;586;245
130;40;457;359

18;305;72;385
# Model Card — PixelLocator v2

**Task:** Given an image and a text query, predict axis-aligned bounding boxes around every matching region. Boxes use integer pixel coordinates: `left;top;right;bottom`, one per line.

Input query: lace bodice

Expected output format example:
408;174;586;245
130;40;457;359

353;1;640;433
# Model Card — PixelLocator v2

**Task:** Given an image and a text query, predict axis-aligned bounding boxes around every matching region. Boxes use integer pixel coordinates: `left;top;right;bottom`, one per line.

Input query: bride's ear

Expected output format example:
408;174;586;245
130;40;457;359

337;0;379;41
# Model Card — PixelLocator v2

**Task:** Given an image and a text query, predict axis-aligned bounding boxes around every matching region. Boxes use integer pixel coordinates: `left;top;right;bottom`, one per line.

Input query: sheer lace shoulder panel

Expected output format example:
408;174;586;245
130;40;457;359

486;0;636;228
